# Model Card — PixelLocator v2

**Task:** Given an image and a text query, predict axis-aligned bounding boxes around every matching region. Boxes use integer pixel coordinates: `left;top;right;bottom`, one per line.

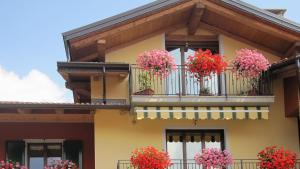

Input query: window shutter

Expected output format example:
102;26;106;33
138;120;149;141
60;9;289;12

63;140;83;168
6;141;25;165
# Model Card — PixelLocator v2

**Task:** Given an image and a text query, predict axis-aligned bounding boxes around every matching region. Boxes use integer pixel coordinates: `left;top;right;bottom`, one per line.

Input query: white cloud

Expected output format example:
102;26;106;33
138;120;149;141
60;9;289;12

0;66;72;102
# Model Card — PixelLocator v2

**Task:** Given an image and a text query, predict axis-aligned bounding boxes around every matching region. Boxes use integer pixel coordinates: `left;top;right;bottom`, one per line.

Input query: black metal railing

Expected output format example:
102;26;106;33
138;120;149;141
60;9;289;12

117;159;300;169
131;65;272;96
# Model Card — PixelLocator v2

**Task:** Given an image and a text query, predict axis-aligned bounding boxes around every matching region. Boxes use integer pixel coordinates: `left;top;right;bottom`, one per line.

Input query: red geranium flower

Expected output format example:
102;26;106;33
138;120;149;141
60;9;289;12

186;49;227;81
130;146;172;169
258;146;296;169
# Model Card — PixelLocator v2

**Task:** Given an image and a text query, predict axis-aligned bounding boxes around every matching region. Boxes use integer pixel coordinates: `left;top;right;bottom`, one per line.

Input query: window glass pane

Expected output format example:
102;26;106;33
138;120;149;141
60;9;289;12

186;142;202;159
47;157;62;166
29;144;44;157
205;142;222;149
167;142;183;160
47;144;61;157
29;157;44;169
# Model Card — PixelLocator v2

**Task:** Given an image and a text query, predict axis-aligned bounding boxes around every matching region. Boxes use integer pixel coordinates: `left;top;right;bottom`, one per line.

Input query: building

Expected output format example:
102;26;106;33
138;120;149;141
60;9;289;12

0;0;300;169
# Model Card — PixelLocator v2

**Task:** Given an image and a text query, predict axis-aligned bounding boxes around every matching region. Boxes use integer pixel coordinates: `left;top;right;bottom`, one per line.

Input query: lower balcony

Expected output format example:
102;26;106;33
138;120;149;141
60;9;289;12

117;159;300;169
131;65;274;106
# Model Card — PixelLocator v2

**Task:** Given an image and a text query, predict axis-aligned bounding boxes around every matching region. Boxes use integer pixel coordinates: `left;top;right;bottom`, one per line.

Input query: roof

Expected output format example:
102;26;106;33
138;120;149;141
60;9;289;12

219;0;300;33
0;101;130;110
62;0;300;59
62;0;185;40
270;55;300;72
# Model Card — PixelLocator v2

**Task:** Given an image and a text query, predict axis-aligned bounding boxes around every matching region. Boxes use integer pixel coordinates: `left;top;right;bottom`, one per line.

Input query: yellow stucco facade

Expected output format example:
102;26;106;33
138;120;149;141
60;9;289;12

93;28;300;169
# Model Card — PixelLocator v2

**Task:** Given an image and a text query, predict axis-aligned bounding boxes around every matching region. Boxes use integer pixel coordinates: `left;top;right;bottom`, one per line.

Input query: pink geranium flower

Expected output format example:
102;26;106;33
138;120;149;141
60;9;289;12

232;49;270;79
136;49;176;78
194;148;233;169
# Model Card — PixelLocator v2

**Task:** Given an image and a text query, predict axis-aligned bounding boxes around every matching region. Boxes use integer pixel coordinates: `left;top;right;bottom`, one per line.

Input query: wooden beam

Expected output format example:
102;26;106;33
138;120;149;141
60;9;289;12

69;1;196;48
201;0;300;41
199;22;283;57
166;34;218;42
97;39;106;62
76;88;91;97
66;81;90;90
0;114;93;123
17;108;32;114
106;23;186;53
285;42;300;57
188;3;205;35
75;53;98;62
54;109;64;114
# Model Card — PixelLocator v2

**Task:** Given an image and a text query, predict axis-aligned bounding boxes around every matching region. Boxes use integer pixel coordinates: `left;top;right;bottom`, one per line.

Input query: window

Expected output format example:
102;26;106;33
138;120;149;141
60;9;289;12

6;140;83;169
165;40;221;95
166;130;225;162
28;143;62;169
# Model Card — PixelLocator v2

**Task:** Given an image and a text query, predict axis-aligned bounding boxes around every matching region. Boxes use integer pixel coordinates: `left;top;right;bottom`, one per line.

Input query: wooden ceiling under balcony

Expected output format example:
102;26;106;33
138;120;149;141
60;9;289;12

66;0;300;62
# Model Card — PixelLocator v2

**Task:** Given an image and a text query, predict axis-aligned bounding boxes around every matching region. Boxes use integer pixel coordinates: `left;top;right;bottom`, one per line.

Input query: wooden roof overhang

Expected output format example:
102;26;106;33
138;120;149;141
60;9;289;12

57;62;130;102
0;101;130;123
62;0;300;62
270;56;300;75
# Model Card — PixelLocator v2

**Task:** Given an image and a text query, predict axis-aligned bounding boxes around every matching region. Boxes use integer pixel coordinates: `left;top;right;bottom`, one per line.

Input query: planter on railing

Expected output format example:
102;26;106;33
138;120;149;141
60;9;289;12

117;159;300;169
131;65;272;96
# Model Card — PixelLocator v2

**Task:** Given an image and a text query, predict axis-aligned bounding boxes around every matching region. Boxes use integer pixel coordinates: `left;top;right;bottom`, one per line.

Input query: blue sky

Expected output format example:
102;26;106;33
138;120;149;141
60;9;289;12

0;0;299;102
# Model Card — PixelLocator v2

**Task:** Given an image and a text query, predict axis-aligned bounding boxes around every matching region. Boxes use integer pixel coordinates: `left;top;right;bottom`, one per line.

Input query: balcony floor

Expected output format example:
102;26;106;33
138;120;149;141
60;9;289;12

131;95;274;106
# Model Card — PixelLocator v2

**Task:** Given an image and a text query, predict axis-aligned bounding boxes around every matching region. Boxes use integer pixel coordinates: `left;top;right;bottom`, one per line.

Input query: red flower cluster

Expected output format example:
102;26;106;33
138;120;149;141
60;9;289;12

130;146;172;169
258;146;296;169
186;49;227;81
0;160;27;169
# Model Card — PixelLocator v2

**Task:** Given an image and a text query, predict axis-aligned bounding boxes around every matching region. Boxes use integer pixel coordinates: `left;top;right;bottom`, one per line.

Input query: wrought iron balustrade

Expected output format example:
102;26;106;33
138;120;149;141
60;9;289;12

130;65;272;96
117;159;300;169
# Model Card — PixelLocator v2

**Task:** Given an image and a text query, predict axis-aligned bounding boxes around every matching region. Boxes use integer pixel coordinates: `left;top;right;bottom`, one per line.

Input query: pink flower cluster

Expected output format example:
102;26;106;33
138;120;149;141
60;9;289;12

0;160;27;169
136;49;176;78
44;160;78;169
194;148;233;169
232;49;270;79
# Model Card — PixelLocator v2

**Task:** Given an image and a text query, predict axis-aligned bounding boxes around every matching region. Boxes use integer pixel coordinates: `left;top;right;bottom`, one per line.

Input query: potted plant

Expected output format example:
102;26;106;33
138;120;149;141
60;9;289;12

0;160;27;169
136;49;176;95
44;160;78;169
186;49;227;95
130;146;172;169
231;49;270;95
258;146;296;169
134;73;154;95
194;148;233;169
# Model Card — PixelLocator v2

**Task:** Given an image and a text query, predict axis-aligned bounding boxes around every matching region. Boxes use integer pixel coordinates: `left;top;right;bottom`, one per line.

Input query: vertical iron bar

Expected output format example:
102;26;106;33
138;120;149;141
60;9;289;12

180;48;186;96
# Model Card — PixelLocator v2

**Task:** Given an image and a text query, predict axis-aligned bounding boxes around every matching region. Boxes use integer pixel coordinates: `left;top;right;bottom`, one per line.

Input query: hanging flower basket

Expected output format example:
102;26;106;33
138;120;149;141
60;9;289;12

194;148;233;169
231;49;270;95
258;146;296;169
136;49;176;78
186;49;227;95
136;50;176;95
130;146;172;169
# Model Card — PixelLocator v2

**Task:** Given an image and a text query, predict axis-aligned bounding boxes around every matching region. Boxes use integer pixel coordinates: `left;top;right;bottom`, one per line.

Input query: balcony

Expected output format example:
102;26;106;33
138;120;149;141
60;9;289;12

130;65;274;106
117;159;300;169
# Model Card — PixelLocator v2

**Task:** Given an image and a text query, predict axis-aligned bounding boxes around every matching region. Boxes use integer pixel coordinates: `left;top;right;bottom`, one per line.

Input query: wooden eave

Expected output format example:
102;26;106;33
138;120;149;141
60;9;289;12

57;62;130;103
63;0;300;61
57;62;130;80
270;56;300;75
0;102;130;123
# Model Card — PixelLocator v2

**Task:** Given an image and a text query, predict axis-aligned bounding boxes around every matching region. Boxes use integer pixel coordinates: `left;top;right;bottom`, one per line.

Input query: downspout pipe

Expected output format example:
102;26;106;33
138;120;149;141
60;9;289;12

296;55;300;145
